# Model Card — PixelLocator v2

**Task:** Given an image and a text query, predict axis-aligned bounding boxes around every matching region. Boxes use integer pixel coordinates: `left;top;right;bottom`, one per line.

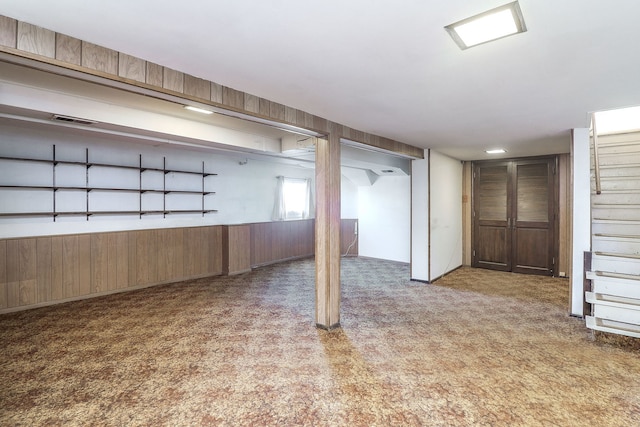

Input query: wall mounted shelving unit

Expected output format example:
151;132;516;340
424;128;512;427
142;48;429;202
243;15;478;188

0;145;218;220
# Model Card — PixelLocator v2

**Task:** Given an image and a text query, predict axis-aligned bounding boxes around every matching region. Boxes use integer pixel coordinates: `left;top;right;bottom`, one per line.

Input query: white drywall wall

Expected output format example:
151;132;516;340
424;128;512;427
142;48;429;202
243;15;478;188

411;154;429;281
571;128;591;317
429;151;463;280
357;175;411;263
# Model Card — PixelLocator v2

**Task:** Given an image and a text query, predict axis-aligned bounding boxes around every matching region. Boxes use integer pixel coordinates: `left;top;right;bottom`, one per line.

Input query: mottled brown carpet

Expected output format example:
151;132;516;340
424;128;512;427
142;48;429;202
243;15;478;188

1;258;639;426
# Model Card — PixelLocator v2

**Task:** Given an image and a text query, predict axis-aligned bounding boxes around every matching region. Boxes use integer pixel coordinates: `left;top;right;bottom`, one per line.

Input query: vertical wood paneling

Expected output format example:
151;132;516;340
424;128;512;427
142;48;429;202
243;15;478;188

269;101;286;121
107;233;118;291
128;230;137;286
146;62;163;87
17;22;55;58
136;230;158;285
163;68;184;93
197;227;207;275
297;110;315;129
210;226;223;274
118;53;146;83
0;240;6;309
211;83;223;104
462;161;472;266
81;42;118;74
203;227;214;275
0;16;17;48
222;225;251;275
340;219;358;256
184;74;211;100
313;116;329;133
315;132;342;328
155;229;168;283
1;223;316;312
259;98;271;117
115;232;129;289
55;34;81;65
174;227;185;279
249;220;315;267
351;129;365;143
36;237;52;303
51;237;63;300
6;240;19;307
223;87;244;109
558;154;570;276
78;234;90;295
18;239;37;306
183;228;195;277
285;106;297;125
91;233;108;293
244;94;260;114
156;228;184;283
63;236;79;298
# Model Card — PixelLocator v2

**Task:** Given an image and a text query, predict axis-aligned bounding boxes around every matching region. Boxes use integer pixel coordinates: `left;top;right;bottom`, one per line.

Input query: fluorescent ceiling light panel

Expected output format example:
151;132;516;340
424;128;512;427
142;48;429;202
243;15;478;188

446;2;526;50
485;148;506;154
184;105;214;115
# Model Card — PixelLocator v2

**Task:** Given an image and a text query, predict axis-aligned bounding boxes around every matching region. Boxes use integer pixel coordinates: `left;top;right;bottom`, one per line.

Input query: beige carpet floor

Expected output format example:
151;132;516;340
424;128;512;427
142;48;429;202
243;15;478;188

1;258;639;426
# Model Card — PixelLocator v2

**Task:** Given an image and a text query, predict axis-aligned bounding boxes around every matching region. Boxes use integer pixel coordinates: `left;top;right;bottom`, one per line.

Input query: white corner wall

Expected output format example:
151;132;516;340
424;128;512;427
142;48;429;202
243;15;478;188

411;155;429;281
571;128;591;316
429;151;463;280
357;175;411;263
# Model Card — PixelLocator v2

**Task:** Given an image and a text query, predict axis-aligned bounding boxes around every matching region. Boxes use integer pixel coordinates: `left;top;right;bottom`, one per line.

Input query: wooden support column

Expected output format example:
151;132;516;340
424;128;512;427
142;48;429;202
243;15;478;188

315;132;341;329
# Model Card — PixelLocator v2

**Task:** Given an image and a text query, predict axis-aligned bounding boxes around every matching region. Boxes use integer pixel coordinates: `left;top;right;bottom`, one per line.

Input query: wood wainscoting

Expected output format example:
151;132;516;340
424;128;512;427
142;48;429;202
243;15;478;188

0;219;359;313
0;226;224;313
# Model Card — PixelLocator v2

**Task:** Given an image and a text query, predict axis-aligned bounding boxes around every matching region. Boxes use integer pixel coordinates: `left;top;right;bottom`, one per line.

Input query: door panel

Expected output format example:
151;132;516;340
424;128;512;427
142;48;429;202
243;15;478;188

516;163;549;222
512;159;554;275
513;226;550;274
473;157;556;276
476;225;509;270
473;163;511;271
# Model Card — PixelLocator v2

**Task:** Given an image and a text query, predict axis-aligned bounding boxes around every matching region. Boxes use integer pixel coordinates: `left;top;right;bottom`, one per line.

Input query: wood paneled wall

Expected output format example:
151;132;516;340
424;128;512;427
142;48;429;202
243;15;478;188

0;15;423;159
0;226;223;313
250;220;315;267
340;219;358;257
0;219;359;313
558;153;571;277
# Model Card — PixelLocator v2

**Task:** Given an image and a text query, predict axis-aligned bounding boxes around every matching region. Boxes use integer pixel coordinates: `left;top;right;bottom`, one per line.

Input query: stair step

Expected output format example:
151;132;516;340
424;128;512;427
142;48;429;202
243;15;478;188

588;270;640;281
594;233;640;239
592;236;640;254
592;253;640;275
595;251;640;259
586;316;640;339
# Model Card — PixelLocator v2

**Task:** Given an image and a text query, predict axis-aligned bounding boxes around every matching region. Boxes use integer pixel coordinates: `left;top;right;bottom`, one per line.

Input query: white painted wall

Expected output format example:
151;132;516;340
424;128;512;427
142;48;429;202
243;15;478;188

0;120;315;239
571;128;591;316
411;155;429;280
357;175;411;263
429;151;463;280
340;172;359;219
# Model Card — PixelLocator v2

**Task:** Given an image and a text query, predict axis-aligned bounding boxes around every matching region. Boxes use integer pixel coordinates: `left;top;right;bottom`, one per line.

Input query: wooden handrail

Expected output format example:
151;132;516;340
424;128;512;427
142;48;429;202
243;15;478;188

592;113;602;195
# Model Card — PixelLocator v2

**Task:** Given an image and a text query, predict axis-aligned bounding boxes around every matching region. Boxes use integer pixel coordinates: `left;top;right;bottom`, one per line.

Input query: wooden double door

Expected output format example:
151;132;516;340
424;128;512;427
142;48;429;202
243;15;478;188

472;157;557;276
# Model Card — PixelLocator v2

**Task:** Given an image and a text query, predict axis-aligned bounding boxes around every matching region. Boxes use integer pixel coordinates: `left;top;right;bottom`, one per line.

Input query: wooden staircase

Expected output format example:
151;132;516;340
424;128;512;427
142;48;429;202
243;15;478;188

586;131;640;338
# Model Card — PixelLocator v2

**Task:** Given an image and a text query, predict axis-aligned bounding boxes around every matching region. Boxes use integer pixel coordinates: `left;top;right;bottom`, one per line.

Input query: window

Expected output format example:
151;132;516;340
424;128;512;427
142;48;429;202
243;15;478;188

273;176;313;220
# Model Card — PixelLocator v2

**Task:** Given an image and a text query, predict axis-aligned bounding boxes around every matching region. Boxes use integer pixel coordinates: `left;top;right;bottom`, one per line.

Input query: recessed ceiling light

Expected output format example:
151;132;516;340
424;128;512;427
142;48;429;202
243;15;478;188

485;148;507;154
184;105;214;115
445;1;527;50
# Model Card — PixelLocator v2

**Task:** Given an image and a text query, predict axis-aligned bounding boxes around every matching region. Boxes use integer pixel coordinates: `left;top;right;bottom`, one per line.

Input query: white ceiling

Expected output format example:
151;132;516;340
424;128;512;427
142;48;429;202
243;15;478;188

2;0;640;160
